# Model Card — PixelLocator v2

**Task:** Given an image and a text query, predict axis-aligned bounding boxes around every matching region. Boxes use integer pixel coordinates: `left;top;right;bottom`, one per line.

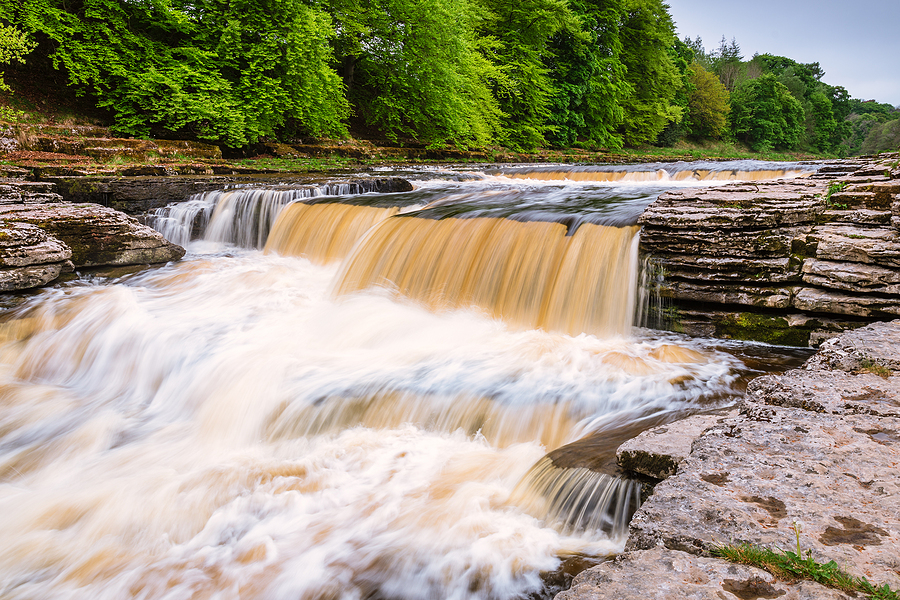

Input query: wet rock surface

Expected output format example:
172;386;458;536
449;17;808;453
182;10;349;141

640;152;900;346
0;201;184;289
561;321;900;600
46;175;414;214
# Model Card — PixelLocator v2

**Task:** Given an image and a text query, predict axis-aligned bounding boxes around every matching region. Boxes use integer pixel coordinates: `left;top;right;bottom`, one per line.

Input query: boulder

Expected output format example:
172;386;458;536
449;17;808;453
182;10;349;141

0;203;185;268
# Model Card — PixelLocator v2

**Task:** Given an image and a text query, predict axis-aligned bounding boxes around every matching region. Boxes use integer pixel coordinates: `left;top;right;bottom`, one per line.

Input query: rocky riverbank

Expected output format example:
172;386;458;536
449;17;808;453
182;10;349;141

0;181;184;291
560;321;900;600
640;152;900;346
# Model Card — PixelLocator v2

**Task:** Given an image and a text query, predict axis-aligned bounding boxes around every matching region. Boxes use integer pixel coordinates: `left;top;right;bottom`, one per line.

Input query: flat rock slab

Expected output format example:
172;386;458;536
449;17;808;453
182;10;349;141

640;226;809;258
0;222;73;291
652;256;801;283
748;370;900;419
792;286;900;318
801;259;900;295
557;548;854;600
626;404;900;589
804;321;900;372
811;225;900;269
0;182;63;205
662;281;796;309
639;183;826;230
617;410;739;479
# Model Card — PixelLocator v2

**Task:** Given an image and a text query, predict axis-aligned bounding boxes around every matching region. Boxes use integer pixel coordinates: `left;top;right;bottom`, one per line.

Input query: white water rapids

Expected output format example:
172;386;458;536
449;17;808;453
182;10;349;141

0;162;814;599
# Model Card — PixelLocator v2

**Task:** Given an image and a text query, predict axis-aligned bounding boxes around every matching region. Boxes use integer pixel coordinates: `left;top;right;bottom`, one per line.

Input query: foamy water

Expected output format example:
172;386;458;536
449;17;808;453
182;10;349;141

2;161;816;599
0;246;741;599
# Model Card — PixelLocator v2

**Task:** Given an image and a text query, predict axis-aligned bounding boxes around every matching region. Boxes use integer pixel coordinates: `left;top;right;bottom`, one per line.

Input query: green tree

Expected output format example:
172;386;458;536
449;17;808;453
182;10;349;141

709;36;742;91
685;62;730;139
478;0;577;150
330;0;502;148
617;0;683;145
0;23;33;91
730;73;804;151
3;0;348;145
860;118;900;155
807;88;837;152
544;0;627;149
0;22;34;121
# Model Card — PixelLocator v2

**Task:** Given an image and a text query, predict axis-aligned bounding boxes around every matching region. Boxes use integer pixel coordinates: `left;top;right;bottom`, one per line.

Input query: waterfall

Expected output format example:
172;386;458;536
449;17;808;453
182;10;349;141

265;203;402;264
510;457;642;538
499;161;817;182
332;216;642;338
0;162;802;599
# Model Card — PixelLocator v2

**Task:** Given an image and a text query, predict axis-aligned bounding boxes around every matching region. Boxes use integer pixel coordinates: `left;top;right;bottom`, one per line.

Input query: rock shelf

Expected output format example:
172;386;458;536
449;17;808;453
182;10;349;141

640;152;900;346
563;321;900;600
0;180;184;290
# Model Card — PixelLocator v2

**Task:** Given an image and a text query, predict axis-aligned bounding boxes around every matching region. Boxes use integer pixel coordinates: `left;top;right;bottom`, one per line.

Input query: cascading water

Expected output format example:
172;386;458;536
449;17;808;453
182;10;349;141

0;161;818;600
145;181;403;250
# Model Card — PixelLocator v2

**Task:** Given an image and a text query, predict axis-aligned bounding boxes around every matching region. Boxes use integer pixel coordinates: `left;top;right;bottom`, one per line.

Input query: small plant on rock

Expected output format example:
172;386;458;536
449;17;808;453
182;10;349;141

713;520;899;599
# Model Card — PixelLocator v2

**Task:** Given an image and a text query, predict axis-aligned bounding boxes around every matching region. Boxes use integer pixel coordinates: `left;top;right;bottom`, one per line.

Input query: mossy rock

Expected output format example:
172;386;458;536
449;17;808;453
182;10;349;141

715;312;811;346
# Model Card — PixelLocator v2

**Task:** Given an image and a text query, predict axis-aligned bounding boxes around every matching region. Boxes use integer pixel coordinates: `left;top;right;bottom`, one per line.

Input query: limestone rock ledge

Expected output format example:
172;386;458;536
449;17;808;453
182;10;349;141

561;321;900;600
616;410;738;480
639;152;900;346
557;548;854;600
0;201;185;289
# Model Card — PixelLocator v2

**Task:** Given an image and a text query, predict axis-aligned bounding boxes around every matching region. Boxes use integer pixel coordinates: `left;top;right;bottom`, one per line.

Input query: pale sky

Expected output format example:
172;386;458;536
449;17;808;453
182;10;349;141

665;0;900;107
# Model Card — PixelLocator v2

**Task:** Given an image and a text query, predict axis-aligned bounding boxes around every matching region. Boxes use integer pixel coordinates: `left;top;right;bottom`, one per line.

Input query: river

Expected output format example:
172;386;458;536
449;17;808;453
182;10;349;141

0;161;814;600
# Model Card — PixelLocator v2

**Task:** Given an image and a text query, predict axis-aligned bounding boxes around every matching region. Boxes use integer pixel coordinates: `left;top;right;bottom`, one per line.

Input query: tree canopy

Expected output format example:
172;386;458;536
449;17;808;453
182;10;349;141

1;0;896;155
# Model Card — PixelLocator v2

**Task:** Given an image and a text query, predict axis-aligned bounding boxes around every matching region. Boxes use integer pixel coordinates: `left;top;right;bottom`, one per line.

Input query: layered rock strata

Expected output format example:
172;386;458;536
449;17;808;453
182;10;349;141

561;321;900;600
640;152;900;346
0;181;185;290
46;175;415;213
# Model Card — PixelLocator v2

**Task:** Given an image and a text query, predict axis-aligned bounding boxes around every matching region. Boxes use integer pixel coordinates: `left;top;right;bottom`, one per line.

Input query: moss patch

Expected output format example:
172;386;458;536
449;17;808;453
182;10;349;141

716;313;811;347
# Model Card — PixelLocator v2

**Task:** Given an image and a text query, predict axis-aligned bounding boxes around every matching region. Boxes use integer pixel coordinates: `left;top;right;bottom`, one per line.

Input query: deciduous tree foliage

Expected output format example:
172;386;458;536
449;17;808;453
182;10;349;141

543;0;627;149
2;0;348;145
685;63;729;139
329;0;502;148
616;0;682;145
3;0;890;153
730;73;804;152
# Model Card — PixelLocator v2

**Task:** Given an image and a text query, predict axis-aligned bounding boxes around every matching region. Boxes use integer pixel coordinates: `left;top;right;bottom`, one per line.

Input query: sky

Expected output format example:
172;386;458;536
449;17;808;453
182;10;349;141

665;0;900;107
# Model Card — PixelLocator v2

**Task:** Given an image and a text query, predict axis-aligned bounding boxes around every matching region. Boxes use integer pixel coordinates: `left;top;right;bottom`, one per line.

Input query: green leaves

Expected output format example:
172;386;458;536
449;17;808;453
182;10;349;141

685;63;730;139
345;0;503;148
2;0;348;145
617;0;683;146
730;73;804;152
713;542;899;600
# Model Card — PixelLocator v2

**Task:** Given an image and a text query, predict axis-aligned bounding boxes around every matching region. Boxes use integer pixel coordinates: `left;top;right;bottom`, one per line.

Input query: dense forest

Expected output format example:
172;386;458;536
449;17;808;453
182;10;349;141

0;0;897;154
